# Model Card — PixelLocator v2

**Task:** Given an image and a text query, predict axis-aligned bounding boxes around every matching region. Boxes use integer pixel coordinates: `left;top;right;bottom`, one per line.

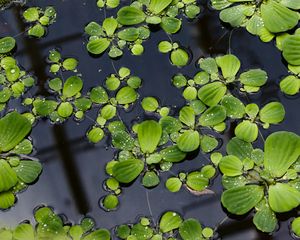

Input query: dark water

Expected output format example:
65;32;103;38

0;0;299;239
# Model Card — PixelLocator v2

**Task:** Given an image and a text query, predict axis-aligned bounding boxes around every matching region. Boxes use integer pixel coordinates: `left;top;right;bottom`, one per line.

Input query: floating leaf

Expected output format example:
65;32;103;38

103;17;118;36
159;212;182;233
82;229;110;240
221;185;264;215
149;0;172;14
0;159;17;192
142;171;160;188
0;37;16;54
179;106;195;128
113;159;144;183
0;191;15;209
186;172;209;191
221;95;245;119
282;35;300;65
179;219;202;240
292;217;300;237
268;183;300;212
280;75;300;95
117;7;146;25
226;137;253;160
166;177;182;192
199;105;226;127
235;120;258;143
90;86;108;104
177;130;200;152
198;82;227;107
239;69;268;87
14;160;42;184
253;199;277;233
116;86;137;105
200;135;218;153
138;120;162;153
33;99;58;117
264;131;300;178
85;22;103;36
0;111;31;152
87;128;104;143
261;1;298;33
112;130;135;150
160;17;181;34
170;49;189;67
216;54;240;79
219;155;243;177
87;38;110;55
160;146;186;163
62;76;83;98
28;24;45;38
259;102;285;124
13;224;35;240
117;28;139;41
142;97;159;112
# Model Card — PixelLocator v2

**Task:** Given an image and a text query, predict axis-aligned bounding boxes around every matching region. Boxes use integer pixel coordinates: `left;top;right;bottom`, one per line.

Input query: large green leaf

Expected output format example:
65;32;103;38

86;38;110;55
221;185;264;215
253;199;277;233
234;120;258;143
216;54;240;79
179;106;195;128
160;146;186;163
149;0;172;14
0;37;16;54
186;172;209;191
13;224;35;240
62;76;83;98
221;95;245;119
112;159;144;183
261;1;298;33
179;219;202;240
239;69;268;87
177;130;200;152
0;191;15;209
198;105;226;127
0;111;31;152
219;155;243;177
282;35;300;65
14;160;42;184
219;5;250;27
226;137;253;160
116;86;137;104
138;120;162;153
117;6;146;25
292;217;300;237
268;183;300;212
159;211;182;233
160;17;182;34
0;159;17;192
264;131;300;178
259;102;285;124
198;82;227;107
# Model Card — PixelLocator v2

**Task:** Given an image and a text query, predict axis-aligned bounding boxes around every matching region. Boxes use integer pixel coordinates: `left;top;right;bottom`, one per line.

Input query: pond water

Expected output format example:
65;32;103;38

0;0;299;239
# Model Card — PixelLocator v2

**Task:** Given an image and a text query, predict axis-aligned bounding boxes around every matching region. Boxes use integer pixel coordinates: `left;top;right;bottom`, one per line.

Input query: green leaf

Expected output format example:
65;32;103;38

0;111;31;152
216;54;240;79
142;171;160;188
159;116;182;134
221;95;245;119
226;137;253;160
14;160;42;184
116;86;137;105
179;106;195;128
160;146;186;163
141;97;159;112
57;102;73;118
102;194;119;210
186;172;209;191
62;58;78;71
259;102;285;124
280;75;300;96
87;38;110;55
158;41;172;53
264;131;300;178
177;130;200;152
131;223;153;240
159;212;183;233
82;229;110;240
112;159;144;183
87;128;104;143
13;224;35;240
166;177;182;192
0;37;16;54
160;17;182;34
138;120;162;153
198;82;227;107
90;86;108;104
85;22;103;36
0;191;15;209
268;183;300;212
117;28;140;41
179;219;202;240
112;130;135;150
235;120;258;143
261;1;298;33
103;17;118;36
117;6;146;25
221;185;264;215
219;5;249;27
253;200;277;233
62;76;83;98
239;69;268;87
222;175;247;190
219;155;243;177
0;159;17;192
200;135;218;153
101;104;116;120
149;0;172;14
23;7;39;22
33;99;58;117
170;49;189;67
28;24;45;38
282;35;300;66
199;105;227;127
292;217;300;237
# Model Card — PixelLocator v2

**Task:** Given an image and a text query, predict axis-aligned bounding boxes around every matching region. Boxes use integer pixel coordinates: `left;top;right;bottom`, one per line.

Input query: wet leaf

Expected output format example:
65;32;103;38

160;146;186;163
87;128;104;143
0;191;15;209
117;6;146;25
0;159;17;192
62;76;83;98
14;160;42;184
116;86;137;104
149;0;172;14
292;217;300;237
0;37;16;54
166;177;182;192
170;48;189;67
221;95;245;119
87;38;110;55
219;155;243;177
138;120;162;153
179;218;202;240
259;102;285;124
198;82;227;107
253;199;277;233
112;159;144;183
235;120;258;143
160;17;181;34
186;172;209;191
159;212;182;233
198;105;226;127
216;54;240;79
142;171;160;188
177;130;200;152
13;224;35;240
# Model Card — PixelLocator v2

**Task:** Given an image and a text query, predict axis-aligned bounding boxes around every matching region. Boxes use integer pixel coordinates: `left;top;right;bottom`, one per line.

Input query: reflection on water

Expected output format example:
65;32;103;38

0;0;299;239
